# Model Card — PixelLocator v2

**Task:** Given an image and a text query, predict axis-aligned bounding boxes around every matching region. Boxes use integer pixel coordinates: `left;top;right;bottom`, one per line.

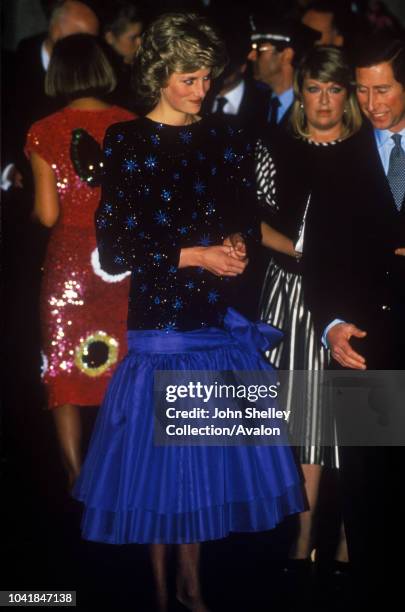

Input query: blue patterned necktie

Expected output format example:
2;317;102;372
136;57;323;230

387;133;405;211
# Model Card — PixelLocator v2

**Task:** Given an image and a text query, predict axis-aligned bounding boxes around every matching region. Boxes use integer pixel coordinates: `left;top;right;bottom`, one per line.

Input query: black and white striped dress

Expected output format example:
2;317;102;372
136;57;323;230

256;137;339;467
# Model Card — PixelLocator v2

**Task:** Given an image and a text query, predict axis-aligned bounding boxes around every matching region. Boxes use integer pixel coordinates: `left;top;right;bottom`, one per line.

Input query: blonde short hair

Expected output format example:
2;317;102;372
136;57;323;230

134;12;227;111
291;45;362;140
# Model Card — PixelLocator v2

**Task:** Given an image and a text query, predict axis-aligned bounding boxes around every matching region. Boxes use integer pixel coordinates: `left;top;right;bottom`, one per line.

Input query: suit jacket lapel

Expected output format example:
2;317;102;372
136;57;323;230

365;126;403;214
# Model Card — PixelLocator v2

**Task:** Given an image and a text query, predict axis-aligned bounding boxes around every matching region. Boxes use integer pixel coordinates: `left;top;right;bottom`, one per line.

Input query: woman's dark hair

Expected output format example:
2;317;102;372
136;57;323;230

291;45;362;140
134;12;227;111
45;33;116;99
103;1;143;37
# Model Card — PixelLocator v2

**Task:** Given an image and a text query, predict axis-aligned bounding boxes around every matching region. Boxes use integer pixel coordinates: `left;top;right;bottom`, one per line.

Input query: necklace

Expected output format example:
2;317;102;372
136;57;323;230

307;138;342;146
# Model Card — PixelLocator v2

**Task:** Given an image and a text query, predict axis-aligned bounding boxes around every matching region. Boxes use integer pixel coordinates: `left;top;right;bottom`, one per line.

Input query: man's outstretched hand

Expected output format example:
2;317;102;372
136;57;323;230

327;322;367;370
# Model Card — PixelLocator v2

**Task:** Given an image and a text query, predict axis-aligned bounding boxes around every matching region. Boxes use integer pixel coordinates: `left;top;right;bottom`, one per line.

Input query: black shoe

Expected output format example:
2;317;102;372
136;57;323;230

281;558;313;576
280;559;315;609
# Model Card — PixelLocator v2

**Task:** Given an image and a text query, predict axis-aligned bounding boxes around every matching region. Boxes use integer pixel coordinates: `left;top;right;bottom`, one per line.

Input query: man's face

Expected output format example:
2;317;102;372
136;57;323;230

356;62;405;132
302;10;342;46
248;42;283;86
106;21;143;64
50;1;99;44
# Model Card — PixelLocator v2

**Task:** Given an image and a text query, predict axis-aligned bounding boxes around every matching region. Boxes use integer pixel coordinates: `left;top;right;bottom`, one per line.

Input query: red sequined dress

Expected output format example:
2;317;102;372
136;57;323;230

25;106;134;408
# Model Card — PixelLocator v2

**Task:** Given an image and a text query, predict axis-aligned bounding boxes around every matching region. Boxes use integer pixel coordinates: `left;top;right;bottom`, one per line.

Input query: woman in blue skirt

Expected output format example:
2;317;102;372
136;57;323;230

73;12;304;611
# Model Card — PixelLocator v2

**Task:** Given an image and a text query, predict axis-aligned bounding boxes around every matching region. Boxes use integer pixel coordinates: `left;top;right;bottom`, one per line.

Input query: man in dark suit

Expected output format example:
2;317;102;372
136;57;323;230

303;36;405;604
12;0;99;179
247;13;320;132
202;9;271;138
301;0;348;46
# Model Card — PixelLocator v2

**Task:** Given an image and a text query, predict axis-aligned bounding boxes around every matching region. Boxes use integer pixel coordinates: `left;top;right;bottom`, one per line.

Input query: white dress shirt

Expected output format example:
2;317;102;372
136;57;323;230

271;87;294;124
1;40;50;190
212;80;245;115
41;40;50;71
374;126;405;172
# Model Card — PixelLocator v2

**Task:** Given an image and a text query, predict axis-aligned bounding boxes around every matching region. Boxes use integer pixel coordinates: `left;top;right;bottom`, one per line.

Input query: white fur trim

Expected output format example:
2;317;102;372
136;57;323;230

91;248;131;283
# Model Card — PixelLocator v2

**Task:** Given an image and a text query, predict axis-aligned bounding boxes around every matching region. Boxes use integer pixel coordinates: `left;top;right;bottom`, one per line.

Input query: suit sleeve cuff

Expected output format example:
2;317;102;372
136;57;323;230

1;164;14;191
322;319;345;348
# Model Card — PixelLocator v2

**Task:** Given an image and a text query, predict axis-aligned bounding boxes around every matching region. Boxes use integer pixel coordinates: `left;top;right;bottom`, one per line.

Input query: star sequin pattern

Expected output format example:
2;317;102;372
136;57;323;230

125;215;137;229
145;155;158;170
208;290;219;304
193;180;206;195
97;216;108;229
179;130;192;144
123;158;138;173
199;234;211;246
161;189;172;202
224;147;235;163
154;210;170;226
172;298;183;310
163;322;177;332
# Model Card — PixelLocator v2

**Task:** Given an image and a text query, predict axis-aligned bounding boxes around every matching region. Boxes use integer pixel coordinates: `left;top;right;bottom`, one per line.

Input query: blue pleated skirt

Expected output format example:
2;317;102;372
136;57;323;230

73;309;305;544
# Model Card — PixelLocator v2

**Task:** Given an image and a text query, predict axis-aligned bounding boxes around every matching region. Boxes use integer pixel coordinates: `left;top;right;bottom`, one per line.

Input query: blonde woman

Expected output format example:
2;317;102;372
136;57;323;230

257;46;362;569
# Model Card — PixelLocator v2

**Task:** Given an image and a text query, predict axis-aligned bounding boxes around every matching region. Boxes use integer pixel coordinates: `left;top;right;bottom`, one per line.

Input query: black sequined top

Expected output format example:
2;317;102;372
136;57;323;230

95;115;259;331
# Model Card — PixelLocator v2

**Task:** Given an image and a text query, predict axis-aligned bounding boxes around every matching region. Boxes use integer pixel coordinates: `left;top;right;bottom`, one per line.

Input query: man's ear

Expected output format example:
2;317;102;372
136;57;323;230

105;31;114;46
333;32;344;47
240;62;248;74
281;46;294;66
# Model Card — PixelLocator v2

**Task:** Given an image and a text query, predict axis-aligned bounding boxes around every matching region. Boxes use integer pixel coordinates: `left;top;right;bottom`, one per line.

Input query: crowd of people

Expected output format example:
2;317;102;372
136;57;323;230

2;1;405;611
